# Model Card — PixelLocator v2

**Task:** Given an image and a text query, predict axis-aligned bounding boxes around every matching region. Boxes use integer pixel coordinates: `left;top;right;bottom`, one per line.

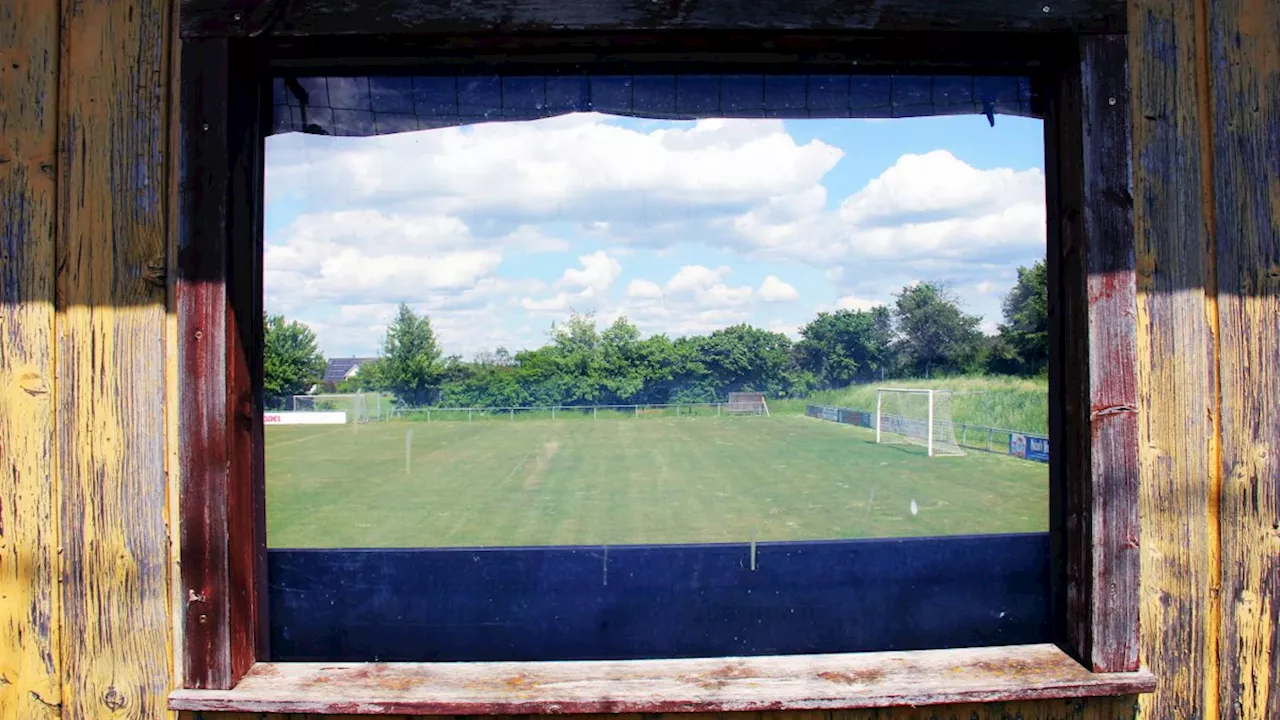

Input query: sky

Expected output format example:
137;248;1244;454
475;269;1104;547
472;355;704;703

264;112;1046;359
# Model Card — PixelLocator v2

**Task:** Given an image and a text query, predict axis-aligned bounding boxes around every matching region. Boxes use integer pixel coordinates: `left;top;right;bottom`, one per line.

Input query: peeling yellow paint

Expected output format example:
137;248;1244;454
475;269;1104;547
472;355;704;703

0;0;62;717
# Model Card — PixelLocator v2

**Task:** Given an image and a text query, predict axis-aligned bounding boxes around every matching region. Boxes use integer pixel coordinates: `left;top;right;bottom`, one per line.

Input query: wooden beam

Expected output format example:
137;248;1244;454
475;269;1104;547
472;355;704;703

169;644;1154;715
1045;33;1141;673
178;38;234;690
224;44;271;684
0;0;62;716
178;37;269;690
262;31;1060;76
1208;0;1280;717
1128;0;1220;716
180;0;1126;39
55;0;175;715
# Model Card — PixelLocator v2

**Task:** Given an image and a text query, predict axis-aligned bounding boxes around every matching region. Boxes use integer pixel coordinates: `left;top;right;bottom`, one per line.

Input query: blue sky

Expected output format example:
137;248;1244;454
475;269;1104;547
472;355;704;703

264;113;1045;359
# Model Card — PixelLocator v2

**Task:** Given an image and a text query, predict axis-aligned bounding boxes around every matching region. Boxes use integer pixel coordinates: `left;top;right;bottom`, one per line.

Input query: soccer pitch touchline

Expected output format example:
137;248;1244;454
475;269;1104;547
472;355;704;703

265;425;350;449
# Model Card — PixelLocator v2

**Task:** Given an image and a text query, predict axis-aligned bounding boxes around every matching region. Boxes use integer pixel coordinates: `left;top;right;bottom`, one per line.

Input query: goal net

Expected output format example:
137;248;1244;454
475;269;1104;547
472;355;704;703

291;393;381;423
875;388;964;457
726;392;769;416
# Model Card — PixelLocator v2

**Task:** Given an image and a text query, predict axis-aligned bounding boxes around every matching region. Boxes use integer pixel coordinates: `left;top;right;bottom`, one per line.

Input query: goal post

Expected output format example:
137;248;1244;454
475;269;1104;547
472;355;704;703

875;388;965;457
726;392;767;416
290;392;383;423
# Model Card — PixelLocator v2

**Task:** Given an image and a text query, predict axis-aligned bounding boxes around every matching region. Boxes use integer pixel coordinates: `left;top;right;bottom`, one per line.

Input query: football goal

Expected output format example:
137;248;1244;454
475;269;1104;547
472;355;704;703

290;392;384;423
726;392;770;416
875;388;964;457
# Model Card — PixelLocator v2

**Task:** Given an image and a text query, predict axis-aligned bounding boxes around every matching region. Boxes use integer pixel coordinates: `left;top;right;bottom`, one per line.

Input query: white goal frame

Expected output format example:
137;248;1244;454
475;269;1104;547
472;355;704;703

290;392;383;423
726;392;770;416
875;388;964;457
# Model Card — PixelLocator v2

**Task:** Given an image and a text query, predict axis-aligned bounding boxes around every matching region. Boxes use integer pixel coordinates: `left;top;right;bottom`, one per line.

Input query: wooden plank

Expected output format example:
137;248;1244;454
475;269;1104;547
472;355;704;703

183;698;1142;720
1208;0;1280;717
187;697;1143;718
263;31;1059;76
178;37;234;690
180;0;1126;38
1044;34;1141;673
224;42;270;683
1127;0;1220;717
1078;33;1141;676
55;0;175;717
0;0;61;717
168;644;1155;714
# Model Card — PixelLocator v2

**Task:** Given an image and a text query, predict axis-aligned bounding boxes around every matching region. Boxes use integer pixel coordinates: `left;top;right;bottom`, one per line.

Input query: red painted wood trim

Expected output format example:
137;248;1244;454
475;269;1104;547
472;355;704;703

178;37;234;690
224;45;270;680
1079;34;1140;674
179;37;269;689
1044;34;1141;673
168;644;1155;715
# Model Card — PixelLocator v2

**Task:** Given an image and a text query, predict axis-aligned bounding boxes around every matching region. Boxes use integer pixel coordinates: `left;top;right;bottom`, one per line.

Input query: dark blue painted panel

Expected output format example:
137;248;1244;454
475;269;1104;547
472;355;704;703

268;533;1050;662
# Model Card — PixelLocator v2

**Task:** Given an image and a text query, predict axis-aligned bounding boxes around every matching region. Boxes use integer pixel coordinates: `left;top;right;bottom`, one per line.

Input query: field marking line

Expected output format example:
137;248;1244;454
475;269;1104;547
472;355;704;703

264;426;350;449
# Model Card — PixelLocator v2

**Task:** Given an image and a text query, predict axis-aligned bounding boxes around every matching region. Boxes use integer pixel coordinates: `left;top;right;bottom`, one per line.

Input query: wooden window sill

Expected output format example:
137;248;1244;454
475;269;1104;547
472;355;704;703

169;643;1154;715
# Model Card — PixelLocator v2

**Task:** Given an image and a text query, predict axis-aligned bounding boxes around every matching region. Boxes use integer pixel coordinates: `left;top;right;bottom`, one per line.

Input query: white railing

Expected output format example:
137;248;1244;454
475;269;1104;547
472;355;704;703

385;402;740;422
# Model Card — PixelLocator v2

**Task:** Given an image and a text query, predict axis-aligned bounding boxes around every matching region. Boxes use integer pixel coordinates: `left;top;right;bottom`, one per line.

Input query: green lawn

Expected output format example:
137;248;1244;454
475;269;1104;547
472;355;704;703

265;414;1048;548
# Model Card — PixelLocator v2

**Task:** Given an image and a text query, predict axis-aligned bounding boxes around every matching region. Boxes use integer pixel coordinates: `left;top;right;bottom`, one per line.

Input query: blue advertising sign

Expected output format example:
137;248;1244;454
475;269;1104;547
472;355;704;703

1025;436;1050;463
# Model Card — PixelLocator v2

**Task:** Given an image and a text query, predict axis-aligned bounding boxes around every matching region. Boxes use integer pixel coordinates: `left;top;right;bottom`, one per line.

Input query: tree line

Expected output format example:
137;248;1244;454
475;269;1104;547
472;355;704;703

265;260;1048;409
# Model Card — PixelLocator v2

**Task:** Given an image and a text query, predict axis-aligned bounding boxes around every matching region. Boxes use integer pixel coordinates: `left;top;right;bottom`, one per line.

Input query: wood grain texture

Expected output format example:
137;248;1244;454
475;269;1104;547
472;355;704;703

1079;34;1142;675
0;0;61;717
1128;0;1221;717
55;0;175;717
178;37;234;691
183;698;1142;720
180;0;1126;39
263;31;1058;77
224;43;270;681
1208;0;1280;717
169;645;1153;715
1045;34;1141;674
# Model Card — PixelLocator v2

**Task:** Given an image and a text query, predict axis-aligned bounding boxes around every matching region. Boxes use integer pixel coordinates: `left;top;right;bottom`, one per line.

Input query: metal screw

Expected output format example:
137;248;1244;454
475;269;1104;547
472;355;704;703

201;123;209;131
233;12;242;20
1042;5;1051;12
1108;97;1117;106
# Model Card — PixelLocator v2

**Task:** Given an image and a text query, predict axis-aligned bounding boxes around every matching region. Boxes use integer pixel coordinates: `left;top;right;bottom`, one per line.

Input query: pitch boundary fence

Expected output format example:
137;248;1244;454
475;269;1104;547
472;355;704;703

805;404;1050;463
383;402;745;422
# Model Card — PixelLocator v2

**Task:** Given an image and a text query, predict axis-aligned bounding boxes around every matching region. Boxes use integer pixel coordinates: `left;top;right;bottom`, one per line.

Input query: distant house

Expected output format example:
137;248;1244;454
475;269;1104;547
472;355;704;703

320;357;379;391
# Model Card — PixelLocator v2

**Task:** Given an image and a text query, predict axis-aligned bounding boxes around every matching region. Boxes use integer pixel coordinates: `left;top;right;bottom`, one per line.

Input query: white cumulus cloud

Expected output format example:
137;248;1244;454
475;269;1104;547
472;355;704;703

557;250;623;295
758;275;799;303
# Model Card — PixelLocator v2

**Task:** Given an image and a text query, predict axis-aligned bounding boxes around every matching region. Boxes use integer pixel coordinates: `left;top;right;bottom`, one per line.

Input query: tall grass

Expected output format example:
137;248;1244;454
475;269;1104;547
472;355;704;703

774;374;1048;435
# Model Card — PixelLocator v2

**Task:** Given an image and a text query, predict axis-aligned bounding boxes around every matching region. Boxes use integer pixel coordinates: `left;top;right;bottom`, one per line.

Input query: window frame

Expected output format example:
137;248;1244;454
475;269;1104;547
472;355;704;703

172;0;1149;708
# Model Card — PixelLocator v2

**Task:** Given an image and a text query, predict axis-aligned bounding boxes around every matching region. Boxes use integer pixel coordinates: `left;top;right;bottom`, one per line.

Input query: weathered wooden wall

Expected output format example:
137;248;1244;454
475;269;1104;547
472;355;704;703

0;0;1275;719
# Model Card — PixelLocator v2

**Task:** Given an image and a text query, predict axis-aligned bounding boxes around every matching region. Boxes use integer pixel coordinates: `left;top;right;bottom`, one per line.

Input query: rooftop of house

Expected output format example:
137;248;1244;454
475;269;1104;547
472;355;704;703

322;357;379;383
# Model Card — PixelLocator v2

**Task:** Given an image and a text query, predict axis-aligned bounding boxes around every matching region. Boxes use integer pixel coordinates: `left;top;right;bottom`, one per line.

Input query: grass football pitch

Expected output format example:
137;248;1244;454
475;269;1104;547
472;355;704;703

265;414;1048;548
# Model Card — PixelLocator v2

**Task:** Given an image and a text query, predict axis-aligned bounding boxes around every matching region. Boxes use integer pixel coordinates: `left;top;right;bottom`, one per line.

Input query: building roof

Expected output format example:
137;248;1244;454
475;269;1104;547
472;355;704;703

323;357;379;383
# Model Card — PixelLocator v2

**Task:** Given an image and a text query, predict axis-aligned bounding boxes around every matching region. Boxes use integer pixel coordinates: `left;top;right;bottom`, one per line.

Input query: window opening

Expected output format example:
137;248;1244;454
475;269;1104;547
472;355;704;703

260;70;1051;662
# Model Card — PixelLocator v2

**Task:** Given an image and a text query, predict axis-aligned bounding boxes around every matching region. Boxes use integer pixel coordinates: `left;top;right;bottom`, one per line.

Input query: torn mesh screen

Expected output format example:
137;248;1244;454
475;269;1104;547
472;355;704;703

271;73;1036;136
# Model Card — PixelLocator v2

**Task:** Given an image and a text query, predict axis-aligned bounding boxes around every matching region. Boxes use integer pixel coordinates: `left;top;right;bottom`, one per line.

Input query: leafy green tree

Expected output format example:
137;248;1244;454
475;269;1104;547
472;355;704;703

892;282;984;377
694;324;796;398
989;260;1048;376
378;303;444;404
263;314;326;408
794;306;895;388
599;317;648;403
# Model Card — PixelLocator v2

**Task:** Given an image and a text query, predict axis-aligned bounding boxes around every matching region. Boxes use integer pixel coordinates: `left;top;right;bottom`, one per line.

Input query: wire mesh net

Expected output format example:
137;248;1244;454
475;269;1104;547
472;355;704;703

876;389;965;457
